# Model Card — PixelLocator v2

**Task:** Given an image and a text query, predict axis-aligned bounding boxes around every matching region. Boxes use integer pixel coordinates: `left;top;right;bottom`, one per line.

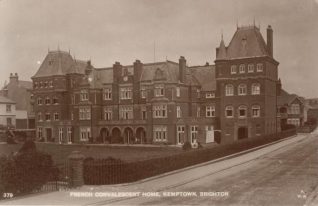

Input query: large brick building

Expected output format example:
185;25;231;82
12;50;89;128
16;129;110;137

31;24;281;145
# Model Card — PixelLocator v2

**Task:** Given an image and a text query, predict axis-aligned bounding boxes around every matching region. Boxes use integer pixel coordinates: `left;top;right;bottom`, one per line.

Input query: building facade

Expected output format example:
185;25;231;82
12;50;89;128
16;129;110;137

0;96;16;128
31;24;281;145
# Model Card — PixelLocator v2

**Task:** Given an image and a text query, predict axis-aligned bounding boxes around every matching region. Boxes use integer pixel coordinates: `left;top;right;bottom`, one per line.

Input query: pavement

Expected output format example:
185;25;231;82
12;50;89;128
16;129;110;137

0;132;316;206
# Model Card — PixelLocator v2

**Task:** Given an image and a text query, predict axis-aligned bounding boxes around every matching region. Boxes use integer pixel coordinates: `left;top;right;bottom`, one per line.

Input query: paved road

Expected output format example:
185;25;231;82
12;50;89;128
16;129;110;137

103;132;318;206
2;132;317;205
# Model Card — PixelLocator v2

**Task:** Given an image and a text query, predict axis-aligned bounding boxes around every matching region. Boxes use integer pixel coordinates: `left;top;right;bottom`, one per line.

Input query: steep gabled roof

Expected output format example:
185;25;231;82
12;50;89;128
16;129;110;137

33;51;86;78
223;26;268;59
189;65;216;91
140;61;180;83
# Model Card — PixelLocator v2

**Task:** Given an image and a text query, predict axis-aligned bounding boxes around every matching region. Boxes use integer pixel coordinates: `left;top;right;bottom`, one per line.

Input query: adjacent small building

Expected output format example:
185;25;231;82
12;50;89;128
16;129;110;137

0;96;16;128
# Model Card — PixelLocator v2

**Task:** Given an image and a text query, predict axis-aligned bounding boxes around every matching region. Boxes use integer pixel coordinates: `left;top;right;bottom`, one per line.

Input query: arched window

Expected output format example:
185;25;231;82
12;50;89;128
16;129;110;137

252;105;261;117
239;64;245;73
45;97;51;105
238;105;247;118
225;106;234;118
225;84;234;96
231;65;237;74
37;97;42;105
238;84;247;95
248;64;254;73
251;83;261;95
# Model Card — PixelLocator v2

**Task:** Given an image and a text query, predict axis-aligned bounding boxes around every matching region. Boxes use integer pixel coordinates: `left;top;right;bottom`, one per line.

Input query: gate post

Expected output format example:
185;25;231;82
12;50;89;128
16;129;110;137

68;151;85;187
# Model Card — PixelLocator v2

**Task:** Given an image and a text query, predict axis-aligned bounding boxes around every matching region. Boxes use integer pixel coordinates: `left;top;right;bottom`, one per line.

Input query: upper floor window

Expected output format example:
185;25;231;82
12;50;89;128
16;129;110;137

238;84;247;96
225;84;234;96
49;81;53;88
197;106;201;117
104;107;112;121
238;105;247;118
252;105;261;117
80;90;89;101
225;106;234;118
37;112;42;121
120;87;132;100
231;65;237;74
6;104;11;112
119;106;133;120
45;97;51;105
45;113;51;121
154;84;164;97
239;64;245;73
252;83;261;95
54;113;59;121
176;87;180;97
153;104;167;118
141;86;147;99
257;63;263;72
206;92;215;98
71;95;75;105
53;96;59;104
37;97;43;105
79;107;91;120
103;88;112;100
206;106;215;117
141;107;147;120
177;106;182;118
289;104;300;115
248;64;254;73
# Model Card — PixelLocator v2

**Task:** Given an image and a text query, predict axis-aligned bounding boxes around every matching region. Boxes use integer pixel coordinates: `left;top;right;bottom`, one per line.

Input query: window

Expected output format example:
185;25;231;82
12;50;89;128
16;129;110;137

153;126;167;142
49;81;53;88
45;113;51;121
54;113;59;121
120;87;132;99
67;127;72;143
141;86;147;99
206;106;215;117
177;106;182;118
287;118;300;126
58;128;63;143
45;97;51;105
239;64;245;73
104;107;112;120
6;105;11;112
141;107;147;120
176;87;180;97
37;112;42;121
79;107;91;120
71;112;74;120
71;95;75;105
206;92;215;98
190;126;198;144
238;84;247;95
225;84;234;96
196;89;201;98
6;118;12;126
103;88;112;100
252;83;261;95
238;105;247;118
53;96;59;104
34;82;38;89
120;106;133;120
257;63;263;72
225;106;234;118
80;90;88;101
37;127;43;139
177;126;185;145
80;127;90;141
153;105;167;118
248;64;254;73
44;81;48;88
252;105;261;117
231;65;237;74
37;98;43;105
289;104;300;114
154;84;164;97
197;106;201;117
40;82;43;88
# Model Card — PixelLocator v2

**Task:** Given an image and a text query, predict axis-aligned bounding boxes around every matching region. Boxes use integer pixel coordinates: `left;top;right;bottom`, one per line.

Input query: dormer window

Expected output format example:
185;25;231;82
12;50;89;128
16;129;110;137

239;64;245;73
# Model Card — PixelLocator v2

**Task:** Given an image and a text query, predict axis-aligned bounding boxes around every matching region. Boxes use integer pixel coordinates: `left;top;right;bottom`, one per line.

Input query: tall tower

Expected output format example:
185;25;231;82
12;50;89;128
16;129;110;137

215;25;279;144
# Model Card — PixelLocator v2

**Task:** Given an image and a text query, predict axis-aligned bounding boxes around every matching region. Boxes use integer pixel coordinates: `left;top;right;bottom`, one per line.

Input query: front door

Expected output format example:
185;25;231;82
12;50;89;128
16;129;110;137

238;127;248;140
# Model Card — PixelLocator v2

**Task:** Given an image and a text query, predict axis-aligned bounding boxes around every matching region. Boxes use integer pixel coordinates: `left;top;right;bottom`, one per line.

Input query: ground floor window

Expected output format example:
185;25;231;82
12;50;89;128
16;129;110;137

58;128;63;143
153;126;167;142
67;127;72;143
177;125;185;144
190;126;198;144
37;127;42;139
80;127;90;141
287;118;300;126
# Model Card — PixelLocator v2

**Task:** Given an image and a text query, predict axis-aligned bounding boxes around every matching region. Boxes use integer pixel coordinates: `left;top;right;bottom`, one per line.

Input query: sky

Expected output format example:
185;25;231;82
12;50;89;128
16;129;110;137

0;0;318;98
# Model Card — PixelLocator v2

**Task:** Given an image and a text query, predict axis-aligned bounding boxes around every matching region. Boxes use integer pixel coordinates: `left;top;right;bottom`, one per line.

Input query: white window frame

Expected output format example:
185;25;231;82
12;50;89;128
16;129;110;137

231;65;237;74
67;127;72;144
225;84;234;96
141;86;147;99
256;63;263;72
238;105;247;118
206;92;215;98
252;105;261;117
289;104;300;115
176;87;180;97
79;106;91;120
190;126;198;144
252;83;261;95
239;64;245;73
103;88;112;100
197;106;201;117
54;112;59;121
154;84;165;97
37;97;42;105
176;106;182;118
238;84;247;96
45;97;51;105
104;107;112;120
37;112;42;122
177;125;185;145
45;113;51;121
80;90;89;101
120;87;132;100
225;106;234;118
58;128;63;143
153;126;167;142
248;64;254;73
153;104;167;118
37;127;42;139
119;106;133;120
80;127;90;141
206;106;215;117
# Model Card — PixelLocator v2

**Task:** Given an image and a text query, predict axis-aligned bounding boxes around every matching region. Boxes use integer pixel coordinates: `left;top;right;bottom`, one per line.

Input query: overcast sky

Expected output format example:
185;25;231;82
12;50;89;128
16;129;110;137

0;0;317;98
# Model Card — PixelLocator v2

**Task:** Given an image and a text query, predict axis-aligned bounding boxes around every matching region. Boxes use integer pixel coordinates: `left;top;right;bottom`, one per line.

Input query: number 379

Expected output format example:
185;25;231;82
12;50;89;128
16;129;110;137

3;193;13;198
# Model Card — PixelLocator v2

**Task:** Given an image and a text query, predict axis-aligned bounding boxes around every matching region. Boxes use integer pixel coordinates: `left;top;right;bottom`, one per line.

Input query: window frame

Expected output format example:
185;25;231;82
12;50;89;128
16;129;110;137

238;84;247;96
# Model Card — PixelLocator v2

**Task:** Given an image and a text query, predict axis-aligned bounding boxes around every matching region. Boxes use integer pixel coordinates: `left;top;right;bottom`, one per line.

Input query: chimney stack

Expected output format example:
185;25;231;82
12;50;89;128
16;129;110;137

113;61;122;83
267;25;273;57
179;56;186;83
9;73;18;84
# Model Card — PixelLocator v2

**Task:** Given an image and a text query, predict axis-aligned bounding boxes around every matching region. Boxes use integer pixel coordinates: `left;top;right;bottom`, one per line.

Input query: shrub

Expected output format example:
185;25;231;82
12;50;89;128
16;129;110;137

19;140;36;153
182;141;192;150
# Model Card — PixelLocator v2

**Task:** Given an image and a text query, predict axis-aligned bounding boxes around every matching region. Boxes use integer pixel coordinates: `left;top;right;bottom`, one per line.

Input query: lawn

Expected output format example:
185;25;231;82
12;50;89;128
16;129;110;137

0;143;184;166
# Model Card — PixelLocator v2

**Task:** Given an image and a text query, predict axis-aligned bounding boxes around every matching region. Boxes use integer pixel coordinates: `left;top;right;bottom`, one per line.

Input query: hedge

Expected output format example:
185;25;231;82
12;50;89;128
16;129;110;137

83;129;296;185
